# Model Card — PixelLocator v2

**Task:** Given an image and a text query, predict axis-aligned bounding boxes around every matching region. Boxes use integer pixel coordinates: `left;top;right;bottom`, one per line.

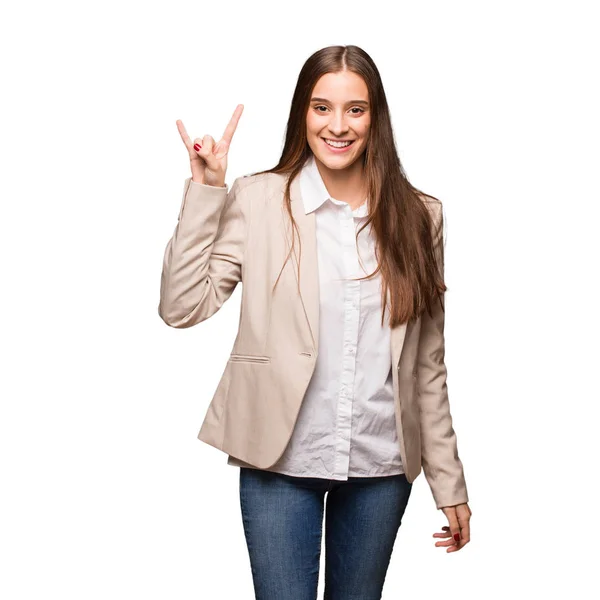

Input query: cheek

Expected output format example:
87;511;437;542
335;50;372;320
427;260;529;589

358;122;371;138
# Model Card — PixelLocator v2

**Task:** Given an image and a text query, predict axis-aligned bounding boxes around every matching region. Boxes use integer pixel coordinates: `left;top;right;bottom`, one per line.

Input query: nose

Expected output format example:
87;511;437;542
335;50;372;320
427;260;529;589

327;110;350;137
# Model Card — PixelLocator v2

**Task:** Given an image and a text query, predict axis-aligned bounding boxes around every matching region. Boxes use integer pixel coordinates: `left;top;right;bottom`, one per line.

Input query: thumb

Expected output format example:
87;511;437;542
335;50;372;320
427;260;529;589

193;134;220;171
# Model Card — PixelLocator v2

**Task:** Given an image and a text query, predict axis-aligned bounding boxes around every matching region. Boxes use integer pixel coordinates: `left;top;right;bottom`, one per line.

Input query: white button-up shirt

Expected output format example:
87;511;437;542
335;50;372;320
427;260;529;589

227;154;404;478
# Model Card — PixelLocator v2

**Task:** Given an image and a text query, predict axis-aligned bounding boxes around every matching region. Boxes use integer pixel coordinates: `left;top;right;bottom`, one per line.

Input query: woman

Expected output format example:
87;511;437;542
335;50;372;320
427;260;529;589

159;44;472;599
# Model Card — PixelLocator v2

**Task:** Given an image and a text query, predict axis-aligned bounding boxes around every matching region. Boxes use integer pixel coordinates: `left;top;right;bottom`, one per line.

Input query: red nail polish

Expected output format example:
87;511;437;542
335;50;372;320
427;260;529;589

453;533;460;541
194;143;201;151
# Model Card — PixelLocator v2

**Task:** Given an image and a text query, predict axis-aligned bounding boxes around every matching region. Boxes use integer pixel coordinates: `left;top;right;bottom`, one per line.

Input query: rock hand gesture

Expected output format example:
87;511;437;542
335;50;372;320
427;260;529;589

176;104;244;188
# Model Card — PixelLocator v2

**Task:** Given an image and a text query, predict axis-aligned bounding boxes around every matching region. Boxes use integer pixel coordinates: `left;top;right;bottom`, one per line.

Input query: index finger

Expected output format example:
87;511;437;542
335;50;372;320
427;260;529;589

221;104;244;145
176;119;194;152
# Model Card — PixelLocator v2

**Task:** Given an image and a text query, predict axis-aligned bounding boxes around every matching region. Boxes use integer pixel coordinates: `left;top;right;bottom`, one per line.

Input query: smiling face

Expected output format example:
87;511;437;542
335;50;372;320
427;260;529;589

306;70;371;171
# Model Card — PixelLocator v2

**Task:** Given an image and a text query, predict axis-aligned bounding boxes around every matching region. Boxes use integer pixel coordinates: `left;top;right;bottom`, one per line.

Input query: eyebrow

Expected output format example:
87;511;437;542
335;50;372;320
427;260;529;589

310;97;369;106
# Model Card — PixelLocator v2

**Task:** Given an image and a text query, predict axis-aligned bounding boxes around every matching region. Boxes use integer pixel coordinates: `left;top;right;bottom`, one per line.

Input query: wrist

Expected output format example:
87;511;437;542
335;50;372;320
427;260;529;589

191;179;226;188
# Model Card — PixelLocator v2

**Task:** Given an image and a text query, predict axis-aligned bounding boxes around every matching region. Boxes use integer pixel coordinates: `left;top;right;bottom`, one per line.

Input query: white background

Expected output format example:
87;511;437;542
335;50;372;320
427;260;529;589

1;0;598;598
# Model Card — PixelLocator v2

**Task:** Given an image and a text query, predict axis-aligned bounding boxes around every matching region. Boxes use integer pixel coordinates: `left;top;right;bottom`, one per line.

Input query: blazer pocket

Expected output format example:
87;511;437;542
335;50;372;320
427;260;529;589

228;353;271;364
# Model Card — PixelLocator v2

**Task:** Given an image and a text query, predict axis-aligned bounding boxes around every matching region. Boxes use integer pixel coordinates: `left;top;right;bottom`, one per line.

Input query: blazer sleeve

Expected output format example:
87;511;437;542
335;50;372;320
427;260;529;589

416;199;469;510
158;176;246;328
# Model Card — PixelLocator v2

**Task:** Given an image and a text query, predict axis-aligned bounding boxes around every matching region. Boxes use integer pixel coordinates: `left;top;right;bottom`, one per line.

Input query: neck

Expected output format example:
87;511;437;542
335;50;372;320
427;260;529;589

314;155;367;209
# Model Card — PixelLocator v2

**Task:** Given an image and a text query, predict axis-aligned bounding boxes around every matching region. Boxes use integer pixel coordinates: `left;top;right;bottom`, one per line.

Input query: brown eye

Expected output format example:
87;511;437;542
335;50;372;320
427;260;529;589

313;105;365;114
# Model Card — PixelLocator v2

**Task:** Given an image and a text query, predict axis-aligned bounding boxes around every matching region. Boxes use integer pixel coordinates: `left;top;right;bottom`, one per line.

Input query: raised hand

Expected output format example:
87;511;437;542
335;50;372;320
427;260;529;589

176;104;244;187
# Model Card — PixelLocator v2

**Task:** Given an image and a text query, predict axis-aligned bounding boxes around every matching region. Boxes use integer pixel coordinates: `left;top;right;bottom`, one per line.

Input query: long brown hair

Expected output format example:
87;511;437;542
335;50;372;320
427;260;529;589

251;44;446;329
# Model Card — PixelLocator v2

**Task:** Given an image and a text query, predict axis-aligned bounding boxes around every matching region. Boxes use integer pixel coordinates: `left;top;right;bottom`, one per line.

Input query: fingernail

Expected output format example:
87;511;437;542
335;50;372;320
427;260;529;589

194;144;201;151
453;533;460;541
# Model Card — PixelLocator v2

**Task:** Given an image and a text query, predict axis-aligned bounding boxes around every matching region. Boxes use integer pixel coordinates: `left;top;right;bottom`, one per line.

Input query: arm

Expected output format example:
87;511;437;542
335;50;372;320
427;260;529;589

417;199;469;510
158;176;246;328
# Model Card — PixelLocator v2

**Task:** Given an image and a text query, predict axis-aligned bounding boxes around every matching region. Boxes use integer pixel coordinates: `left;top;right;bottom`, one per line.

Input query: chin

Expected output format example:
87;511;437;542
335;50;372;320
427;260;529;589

318;156;349;170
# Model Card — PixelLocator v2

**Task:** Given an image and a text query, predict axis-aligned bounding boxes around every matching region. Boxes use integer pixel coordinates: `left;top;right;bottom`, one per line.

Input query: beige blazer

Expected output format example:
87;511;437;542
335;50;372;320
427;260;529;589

159;171;469;510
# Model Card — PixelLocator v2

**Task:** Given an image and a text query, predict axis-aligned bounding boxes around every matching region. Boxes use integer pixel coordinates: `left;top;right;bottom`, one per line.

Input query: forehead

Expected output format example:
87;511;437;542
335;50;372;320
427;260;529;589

312;71;369;102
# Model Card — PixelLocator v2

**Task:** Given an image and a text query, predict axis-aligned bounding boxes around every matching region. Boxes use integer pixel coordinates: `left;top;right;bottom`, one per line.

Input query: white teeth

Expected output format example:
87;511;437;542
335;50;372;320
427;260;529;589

324;138;353;148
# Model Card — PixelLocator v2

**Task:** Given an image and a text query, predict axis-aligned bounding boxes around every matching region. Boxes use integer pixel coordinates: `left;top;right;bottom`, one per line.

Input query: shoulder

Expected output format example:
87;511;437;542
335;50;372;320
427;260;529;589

416;190;442;209
416;191;443;224
229;171;288;209
230;171;285;195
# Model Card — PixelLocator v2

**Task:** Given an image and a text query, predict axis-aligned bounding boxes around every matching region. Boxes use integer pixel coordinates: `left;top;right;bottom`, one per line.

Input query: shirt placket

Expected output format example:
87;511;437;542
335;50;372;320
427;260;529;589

332;206;360;478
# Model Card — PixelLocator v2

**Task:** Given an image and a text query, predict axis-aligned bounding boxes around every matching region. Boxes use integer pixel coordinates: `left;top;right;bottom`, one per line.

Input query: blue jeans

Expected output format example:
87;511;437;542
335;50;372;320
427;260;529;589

239;467;413;600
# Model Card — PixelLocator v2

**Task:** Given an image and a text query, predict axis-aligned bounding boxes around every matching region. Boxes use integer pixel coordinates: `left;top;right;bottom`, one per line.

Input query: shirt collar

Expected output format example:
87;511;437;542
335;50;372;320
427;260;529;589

298;154;369;218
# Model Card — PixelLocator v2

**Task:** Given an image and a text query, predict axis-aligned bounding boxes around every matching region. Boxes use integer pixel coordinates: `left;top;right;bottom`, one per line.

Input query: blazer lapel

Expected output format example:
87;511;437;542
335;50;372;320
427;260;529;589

390;313;408;372
287;174;320;353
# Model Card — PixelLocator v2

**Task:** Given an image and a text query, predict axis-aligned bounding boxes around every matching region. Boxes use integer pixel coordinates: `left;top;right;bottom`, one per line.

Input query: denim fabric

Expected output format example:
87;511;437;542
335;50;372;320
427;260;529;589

238;467;412;599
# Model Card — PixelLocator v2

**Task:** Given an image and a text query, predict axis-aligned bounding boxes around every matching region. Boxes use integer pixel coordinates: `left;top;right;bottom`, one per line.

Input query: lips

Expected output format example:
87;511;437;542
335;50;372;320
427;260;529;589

322;137;355;145
323;138;354;142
